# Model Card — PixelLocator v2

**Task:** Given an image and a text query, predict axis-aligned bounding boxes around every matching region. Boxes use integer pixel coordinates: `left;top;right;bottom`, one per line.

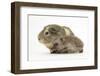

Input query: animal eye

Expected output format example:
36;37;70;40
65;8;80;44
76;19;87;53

45;32;49;35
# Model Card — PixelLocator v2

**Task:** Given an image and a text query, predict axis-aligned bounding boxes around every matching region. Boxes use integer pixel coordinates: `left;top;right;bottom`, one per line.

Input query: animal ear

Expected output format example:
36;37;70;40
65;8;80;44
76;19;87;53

49;27;57;33
63;26;74;36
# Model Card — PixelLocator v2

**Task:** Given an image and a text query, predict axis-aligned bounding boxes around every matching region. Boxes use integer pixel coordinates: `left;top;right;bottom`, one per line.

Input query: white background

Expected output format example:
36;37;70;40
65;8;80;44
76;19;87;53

28;12;89;61
29;15;88;61
0;0;100;76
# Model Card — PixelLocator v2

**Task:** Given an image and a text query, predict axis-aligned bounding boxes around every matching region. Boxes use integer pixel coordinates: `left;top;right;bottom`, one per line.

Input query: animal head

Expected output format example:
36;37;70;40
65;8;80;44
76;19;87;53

38;24;66;44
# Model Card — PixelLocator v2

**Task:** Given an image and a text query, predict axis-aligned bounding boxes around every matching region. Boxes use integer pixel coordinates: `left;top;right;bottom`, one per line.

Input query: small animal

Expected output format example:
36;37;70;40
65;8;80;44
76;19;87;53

38;24;83;54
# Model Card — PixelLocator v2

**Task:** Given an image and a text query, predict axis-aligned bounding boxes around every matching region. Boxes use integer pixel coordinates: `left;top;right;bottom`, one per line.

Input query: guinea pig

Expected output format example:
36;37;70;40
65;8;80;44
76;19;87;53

38;24;83;54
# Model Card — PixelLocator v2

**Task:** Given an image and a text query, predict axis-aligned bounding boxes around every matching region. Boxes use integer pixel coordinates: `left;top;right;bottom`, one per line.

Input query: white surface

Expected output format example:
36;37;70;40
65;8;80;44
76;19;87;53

20;6;94;69
0;0;100;76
